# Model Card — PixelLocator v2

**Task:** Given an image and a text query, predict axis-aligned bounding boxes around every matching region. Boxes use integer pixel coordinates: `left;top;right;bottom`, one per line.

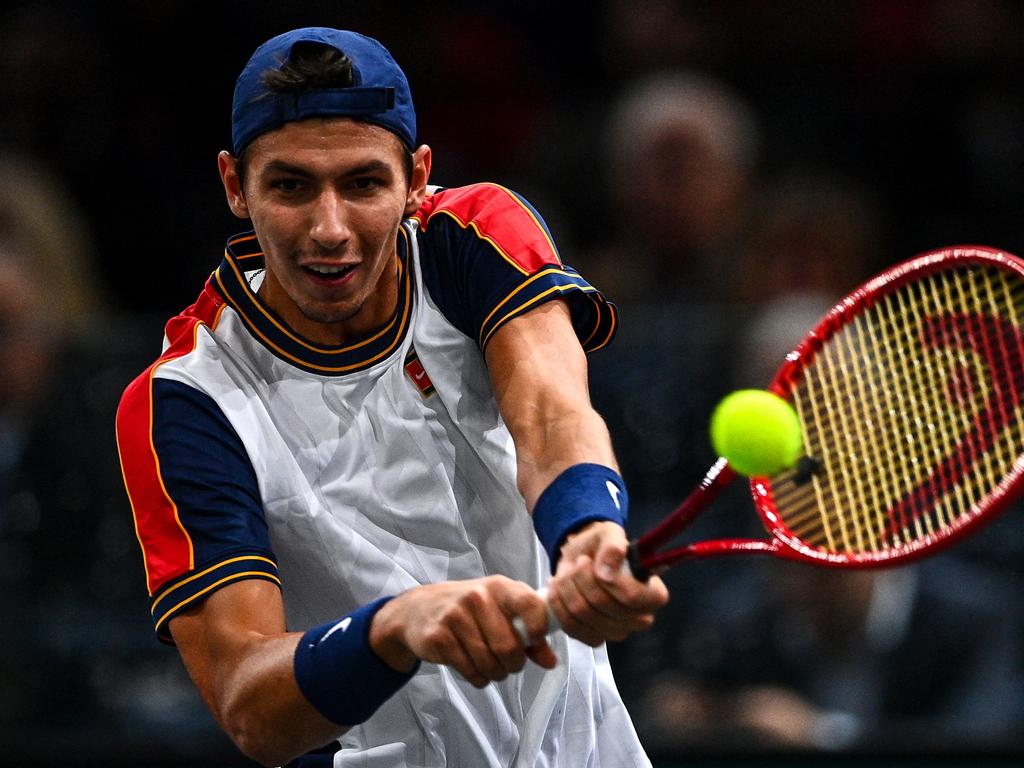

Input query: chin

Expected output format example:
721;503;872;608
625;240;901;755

302;302;361;327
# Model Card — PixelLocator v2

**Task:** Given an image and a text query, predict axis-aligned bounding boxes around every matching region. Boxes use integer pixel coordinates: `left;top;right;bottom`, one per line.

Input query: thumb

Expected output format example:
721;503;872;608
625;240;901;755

594;536;627;584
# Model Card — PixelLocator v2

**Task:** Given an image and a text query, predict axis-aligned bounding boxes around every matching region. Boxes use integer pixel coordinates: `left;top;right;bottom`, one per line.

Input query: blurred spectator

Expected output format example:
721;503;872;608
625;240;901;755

0;152;231;761
0;151;97;655
610;165;1024;758
577;71;764;510
728;168;884;386
0;245;55;728
0;153;96;737
582;71;762;307
633;559;1022;754
0;154;107;332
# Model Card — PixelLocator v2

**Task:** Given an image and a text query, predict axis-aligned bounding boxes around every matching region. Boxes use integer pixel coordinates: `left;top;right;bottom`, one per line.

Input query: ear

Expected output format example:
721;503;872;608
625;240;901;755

403;144;433;217
218;150;251;220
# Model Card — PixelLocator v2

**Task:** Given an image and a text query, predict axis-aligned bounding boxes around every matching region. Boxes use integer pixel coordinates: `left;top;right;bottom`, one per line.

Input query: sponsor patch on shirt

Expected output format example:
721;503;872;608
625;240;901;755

404;347;435;397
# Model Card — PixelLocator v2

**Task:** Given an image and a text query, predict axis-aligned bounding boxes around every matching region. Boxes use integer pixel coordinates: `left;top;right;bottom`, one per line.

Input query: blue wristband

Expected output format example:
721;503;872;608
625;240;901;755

293;596;418;725
532;463;628;573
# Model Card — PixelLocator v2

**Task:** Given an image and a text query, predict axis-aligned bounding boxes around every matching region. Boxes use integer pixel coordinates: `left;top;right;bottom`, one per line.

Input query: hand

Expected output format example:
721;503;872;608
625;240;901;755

547;521;669;646
369;576;558;688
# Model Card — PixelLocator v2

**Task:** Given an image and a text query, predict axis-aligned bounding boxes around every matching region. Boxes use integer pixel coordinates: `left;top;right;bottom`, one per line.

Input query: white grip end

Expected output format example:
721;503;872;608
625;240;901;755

512;586;561;645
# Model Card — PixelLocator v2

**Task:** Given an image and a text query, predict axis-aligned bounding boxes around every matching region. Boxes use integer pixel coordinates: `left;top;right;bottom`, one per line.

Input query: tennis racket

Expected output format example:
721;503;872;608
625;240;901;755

516;245;1024;641
627;244;1024;577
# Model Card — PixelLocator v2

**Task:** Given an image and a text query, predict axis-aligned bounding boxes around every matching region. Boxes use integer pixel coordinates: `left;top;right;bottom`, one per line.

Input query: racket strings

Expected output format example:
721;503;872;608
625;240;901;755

772;264;1024;556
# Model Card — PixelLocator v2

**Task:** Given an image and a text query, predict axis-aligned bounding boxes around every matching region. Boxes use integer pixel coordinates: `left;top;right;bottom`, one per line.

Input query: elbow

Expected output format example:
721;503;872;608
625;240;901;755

221;703;348;767
228;727;285;767
222;709;298;767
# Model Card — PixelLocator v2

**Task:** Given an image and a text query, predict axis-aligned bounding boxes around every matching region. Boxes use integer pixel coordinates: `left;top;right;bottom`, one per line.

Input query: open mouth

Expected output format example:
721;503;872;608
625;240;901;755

303;263;357;282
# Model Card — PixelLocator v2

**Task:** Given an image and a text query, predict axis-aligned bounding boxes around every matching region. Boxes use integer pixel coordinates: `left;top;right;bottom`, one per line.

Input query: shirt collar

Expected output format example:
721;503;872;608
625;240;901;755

212;229;413;375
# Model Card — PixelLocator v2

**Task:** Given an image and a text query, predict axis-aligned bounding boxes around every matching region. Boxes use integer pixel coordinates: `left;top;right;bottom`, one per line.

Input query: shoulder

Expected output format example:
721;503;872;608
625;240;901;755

412;181;537;214
405;184;617;353
410;183;561;273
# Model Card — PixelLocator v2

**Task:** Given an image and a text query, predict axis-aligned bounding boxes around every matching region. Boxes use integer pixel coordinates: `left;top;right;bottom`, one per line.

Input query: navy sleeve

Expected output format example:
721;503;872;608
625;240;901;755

147;378;279;642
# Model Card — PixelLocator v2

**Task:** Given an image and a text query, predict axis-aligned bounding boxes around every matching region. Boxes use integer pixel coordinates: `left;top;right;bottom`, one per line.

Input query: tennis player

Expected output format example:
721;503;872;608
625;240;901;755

116;27;668;767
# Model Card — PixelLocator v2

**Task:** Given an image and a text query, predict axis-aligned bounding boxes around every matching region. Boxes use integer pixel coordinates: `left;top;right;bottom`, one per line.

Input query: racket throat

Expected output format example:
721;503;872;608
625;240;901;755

626;541;653;581
792;455;822;485
642;538;782;570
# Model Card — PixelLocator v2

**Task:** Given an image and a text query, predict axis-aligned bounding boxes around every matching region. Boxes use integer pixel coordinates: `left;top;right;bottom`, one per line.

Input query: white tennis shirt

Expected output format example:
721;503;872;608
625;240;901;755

117;183;650;767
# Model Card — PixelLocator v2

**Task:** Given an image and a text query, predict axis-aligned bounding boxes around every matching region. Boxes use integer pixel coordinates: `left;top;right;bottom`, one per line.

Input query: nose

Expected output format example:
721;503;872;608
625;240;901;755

309;190;351;250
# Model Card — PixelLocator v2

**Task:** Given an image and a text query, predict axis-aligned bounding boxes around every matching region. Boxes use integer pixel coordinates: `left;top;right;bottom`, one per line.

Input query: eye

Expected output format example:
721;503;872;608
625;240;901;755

351;176;384;192
272;178;304;193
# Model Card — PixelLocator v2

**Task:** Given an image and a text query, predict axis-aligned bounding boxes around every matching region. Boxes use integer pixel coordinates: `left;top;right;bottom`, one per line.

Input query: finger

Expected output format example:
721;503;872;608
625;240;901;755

548;559;611;647
568;554;643;621
429;595;509;686
475;592;531;676
635;573;671;612
507;590;559;666
591;532;629;585
461;588;524;680
603;571;672;615
508;587;555;646
561;556;657;641
588;554;671;614
525;641;558;669
421;622;489;688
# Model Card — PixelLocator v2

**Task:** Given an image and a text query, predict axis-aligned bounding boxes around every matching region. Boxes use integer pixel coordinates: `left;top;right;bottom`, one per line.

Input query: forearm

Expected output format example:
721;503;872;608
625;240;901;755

514;404;618;511
485;300;618;510
204;631;342;766
172;583;410;767
172;604;344;768
483;300;671;639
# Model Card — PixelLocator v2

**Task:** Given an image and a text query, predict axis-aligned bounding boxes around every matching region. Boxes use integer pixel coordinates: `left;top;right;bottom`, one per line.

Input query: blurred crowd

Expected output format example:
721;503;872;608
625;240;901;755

1;1;1022;764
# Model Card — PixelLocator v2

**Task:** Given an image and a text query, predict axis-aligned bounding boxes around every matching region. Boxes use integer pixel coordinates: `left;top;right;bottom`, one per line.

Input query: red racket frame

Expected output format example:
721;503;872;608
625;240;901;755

629;245;1024;576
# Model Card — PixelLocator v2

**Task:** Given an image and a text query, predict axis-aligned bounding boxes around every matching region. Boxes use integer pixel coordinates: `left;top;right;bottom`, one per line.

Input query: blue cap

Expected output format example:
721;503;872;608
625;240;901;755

231;27;416;155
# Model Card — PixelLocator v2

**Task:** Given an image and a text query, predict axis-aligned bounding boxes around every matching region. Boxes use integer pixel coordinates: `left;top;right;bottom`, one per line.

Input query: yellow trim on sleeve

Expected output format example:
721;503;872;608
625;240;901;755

150;554;278;612
480;283;598;348
154;570;282;633
478;267;567;336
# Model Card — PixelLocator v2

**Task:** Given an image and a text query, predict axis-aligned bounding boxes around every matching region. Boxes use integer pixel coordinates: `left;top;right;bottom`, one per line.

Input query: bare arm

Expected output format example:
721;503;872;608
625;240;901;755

170;576;556;766
169;580;341;767
485;300;669;644
485;300;617;507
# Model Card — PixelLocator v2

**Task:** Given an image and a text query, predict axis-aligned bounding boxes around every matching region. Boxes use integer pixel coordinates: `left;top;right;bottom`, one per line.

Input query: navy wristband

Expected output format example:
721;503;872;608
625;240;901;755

532;463;628;573
293;596;418;726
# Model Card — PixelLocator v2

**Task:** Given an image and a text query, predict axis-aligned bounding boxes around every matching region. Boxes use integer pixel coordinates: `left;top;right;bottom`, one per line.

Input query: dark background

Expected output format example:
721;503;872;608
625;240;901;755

1;1;1022;766
7;0;1024;315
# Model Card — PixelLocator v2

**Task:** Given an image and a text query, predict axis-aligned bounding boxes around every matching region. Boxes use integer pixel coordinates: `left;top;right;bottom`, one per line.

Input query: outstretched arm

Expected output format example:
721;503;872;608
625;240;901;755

170;575;556;767
169;580;341;767
484;299;669;644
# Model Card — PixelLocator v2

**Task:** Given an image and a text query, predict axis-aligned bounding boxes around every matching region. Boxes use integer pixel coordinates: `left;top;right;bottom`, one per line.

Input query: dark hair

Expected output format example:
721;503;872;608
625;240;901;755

235;41;413;186
262;40;355;91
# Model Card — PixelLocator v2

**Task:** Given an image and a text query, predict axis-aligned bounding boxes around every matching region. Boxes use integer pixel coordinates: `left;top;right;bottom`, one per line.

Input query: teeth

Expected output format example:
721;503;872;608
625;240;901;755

307;264;350;275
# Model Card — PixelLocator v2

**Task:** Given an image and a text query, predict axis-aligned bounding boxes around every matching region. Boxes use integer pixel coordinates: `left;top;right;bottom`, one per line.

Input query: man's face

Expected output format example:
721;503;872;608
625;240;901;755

221;118;428;346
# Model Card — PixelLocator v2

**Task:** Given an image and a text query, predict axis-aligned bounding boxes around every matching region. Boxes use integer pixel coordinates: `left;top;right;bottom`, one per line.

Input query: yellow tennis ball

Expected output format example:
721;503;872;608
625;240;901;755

709;389;803;476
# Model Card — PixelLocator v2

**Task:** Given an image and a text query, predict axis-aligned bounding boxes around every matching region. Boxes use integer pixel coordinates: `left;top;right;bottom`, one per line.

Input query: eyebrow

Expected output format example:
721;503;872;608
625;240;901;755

344;160;394;177
262;159;394;178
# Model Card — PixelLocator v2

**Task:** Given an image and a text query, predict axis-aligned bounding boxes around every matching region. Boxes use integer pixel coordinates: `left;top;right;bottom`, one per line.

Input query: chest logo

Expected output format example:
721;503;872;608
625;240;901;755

404;347;436;397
